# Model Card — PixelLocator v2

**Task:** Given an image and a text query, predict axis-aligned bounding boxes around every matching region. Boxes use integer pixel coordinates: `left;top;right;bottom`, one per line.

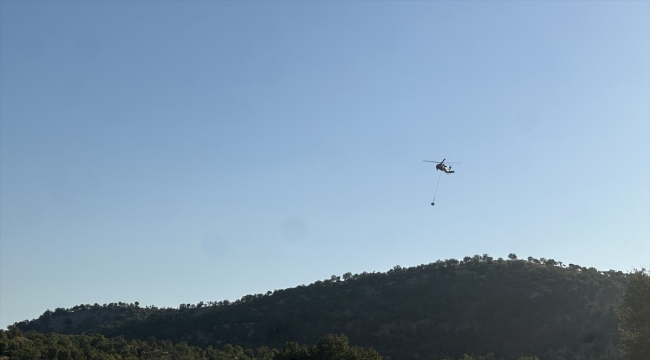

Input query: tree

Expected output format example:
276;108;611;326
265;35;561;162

617;268;650;360
312;334;381;360
276;341;310;360
274;334;381;360
545;259;557;266
508;253;517;260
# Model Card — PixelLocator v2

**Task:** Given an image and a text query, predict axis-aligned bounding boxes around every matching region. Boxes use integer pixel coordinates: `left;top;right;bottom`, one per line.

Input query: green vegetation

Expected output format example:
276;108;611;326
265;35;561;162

14;255;629;359
2;328;544;360
0;328;381;360
616;268;650;360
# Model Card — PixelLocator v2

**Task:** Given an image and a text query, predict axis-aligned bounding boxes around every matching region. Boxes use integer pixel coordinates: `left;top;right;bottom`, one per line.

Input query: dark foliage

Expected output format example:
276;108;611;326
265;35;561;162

14;255;626;360
616;268;650;360
1;328;382;360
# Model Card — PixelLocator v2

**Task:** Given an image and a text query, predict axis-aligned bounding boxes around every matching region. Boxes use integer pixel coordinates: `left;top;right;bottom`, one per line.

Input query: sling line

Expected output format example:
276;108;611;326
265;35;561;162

432;171;443;204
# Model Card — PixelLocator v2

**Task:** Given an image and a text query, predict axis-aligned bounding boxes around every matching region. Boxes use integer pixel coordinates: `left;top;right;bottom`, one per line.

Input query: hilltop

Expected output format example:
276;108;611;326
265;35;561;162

14;255;626;360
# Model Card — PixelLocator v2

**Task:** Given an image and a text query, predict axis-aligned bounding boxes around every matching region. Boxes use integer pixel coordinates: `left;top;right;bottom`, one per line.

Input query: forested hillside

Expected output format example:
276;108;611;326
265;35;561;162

14;255;626;360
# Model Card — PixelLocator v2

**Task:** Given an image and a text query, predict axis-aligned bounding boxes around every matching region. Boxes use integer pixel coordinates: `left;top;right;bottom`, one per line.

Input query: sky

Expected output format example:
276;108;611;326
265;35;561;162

1;1;648;329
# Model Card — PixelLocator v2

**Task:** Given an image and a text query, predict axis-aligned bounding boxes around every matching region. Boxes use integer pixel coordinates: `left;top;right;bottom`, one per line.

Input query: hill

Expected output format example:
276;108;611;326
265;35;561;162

14;255;626;360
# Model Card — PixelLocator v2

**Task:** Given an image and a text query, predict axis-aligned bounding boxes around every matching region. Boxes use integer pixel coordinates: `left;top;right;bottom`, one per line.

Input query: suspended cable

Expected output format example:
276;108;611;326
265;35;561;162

431;171;443;206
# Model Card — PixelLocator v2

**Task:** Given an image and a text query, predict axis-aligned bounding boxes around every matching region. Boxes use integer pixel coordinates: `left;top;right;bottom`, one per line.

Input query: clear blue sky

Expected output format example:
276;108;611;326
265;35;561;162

1;1;648;329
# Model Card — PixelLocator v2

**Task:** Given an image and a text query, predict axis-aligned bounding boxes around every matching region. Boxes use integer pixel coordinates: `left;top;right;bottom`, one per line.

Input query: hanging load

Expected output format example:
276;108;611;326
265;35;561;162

423;159;459;206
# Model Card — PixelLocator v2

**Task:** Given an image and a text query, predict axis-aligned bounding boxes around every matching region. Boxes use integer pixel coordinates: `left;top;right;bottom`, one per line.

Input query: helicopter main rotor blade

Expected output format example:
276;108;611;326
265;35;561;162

423;160;460;164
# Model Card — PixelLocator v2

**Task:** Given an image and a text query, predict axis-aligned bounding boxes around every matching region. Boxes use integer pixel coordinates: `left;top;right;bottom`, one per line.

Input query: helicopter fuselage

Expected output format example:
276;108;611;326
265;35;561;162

436;163;455;173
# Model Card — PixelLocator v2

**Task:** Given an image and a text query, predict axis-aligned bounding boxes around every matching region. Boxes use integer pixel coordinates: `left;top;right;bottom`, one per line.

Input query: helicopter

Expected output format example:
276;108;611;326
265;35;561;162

423;159;457;174
424;158;458;206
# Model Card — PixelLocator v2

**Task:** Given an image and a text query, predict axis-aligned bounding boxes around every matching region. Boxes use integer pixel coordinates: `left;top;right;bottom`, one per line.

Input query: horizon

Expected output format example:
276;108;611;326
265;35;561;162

1;1;649;329
1;251;639;328
9;253;626;325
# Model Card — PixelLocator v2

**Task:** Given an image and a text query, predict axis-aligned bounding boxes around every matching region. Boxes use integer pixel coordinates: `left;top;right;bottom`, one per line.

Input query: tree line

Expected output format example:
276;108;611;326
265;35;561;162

10;254;650;360
1;328;545;360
